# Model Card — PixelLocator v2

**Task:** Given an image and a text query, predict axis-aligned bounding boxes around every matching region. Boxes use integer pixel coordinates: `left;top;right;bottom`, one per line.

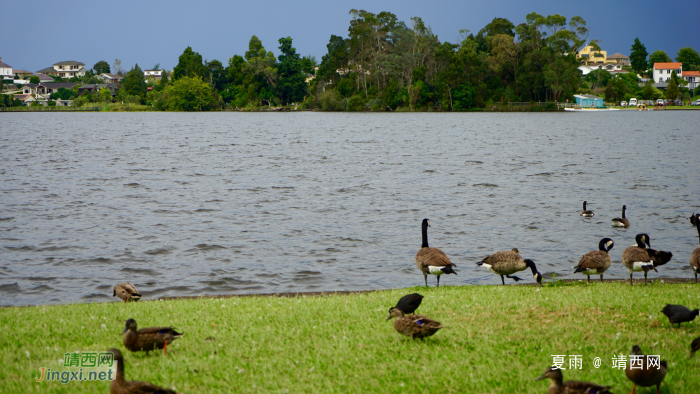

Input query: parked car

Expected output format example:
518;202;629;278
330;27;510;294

656;99;665;105
674;99;682;106
629;98;637;106
692;100;700;106
620;101;627;107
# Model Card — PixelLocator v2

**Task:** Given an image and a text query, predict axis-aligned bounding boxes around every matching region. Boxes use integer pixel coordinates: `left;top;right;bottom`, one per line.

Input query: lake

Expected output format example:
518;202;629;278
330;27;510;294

1;111;698;306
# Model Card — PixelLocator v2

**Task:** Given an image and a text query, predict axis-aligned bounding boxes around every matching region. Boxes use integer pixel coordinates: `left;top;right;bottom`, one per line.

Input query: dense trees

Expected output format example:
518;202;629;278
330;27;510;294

648;50;672;65
64;9;695;111
676;47;700;70
629;38;648;74
93;60;111;74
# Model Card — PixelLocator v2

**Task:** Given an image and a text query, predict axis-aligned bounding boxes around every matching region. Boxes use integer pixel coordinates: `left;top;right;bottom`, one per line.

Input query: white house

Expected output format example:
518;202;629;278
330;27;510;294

0;57;12;80
36;61;87;79
97;73;124;84
652;62;682;84
578;63;624;76
144;69;163;80
684;70;700;90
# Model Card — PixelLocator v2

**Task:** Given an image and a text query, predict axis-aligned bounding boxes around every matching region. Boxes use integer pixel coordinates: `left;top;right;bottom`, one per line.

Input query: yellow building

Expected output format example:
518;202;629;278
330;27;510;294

577;46;607;65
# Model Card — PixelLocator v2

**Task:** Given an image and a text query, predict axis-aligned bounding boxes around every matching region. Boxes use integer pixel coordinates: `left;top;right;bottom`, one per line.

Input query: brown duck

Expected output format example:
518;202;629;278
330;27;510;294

624;345;667;394
535;366;611;394
109;348;178;394
691;337;700;358
691;213;700;283
573;238;614;283
122;319;183;356
113;283;141;302
387;308;443;339
415;219;457;287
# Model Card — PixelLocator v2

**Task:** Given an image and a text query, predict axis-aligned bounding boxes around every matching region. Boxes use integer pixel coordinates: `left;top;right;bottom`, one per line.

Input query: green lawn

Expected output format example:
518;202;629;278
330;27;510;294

1;282;698;393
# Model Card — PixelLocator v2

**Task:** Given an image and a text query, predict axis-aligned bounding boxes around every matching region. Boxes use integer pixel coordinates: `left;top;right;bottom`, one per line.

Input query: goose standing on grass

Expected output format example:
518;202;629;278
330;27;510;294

535;366;611;394
387;308;443;339
476;249;543;286
573;238;614;283
624;345;667;394
612;205;630;228
108;348;178;394
621;234;673;285
580;201;594;217
388;293;423;318
113;283;141;302
415;219;457;287
122;318;183;356
691;214;700;283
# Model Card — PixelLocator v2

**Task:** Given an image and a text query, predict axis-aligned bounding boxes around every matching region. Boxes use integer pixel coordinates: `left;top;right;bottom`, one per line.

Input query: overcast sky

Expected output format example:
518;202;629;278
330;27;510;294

3;0;698;73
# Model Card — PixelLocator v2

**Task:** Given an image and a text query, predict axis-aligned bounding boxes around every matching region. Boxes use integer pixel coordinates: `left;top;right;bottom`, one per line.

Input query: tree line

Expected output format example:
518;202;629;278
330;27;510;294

3;10;699;110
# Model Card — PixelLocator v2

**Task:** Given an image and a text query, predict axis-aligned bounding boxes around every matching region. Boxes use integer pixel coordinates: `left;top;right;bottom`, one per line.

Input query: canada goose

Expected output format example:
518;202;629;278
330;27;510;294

415;219;457;287
621;234;673;285
624;345;667;394
691;214;700;283
612;205;630;227
387;308;443;339
573;238;614;283
661;304;699;328
108;348;178;394
113;283;141;302
535;366;611;394
122;318;183;356
477;249;542;286
691;337;700;358
691;213;698;227
387;293;423;318
580;201;594;217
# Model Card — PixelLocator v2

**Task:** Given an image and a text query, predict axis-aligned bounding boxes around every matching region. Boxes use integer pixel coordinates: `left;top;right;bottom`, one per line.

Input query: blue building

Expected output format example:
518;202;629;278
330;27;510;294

573;94;605;108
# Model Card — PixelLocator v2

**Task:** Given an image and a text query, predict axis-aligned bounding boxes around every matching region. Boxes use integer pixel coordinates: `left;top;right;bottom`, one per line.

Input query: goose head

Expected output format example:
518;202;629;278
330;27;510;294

599;238;614;252
634;233;650;248
525;259;543;286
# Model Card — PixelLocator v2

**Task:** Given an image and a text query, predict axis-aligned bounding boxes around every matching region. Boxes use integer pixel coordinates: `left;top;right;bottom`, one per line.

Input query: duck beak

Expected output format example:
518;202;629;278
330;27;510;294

534;374;546;381
122;327;128;334
386;315;393;320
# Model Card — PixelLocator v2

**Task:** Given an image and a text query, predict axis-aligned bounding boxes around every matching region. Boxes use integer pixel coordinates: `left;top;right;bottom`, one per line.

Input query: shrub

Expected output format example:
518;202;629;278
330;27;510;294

346;94;365;111
320;89;343;111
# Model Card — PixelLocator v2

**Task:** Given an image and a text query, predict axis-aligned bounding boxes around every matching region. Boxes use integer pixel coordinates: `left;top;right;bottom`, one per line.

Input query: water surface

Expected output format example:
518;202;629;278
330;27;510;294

1;111;698;306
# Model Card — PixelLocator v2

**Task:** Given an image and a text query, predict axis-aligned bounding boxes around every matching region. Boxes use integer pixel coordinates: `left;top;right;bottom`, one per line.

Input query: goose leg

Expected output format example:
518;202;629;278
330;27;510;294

630;273;634;286
500;275;505;286
600;274;604;282
437;275;440;287
644;272;648;285
424;273;428;288
587;275;590;284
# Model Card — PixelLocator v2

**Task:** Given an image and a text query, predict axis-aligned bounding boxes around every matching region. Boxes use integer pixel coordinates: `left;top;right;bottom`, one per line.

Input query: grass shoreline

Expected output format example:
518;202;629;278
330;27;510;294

2;281;698;393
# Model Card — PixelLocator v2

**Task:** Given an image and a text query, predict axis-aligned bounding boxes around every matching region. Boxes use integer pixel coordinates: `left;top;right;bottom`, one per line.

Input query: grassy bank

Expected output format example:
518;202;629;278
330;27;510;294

1;282;698;393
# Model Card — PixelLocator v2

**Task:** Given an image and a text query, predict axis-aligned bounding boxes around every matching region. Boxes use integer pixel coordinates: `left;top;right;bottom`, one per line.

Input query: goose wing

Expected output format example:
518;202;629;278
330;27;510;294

647;248;672;267
416;247;454;267
621;246;650;265
575;251;609;270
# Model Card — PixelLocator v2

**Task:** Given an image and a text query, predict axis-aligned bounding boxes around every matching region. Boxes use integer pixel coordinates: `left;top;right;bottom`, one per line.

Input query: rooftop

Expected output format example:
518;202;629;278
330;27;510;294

654;62;682;69
54;61;85;66
607;53;629;59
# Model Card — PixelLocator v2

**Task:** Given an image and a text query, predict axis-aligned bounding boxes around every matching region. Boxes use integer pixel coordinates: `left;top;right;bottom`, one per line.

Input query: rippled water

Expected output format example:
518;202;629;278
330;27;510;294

1;111;699;306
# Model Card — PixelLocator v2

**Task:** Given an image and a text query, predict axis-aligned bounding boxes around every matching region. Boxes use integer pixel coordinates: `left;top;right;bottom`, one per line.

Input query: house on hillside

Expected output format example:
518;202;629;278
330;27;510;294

607;53;630;66
574;94;604;108
78;83;119;96
578;63;625;76
13;69;33;79
0;57;13;80
144;69;163;81
97;73;123;84
22;82;79;99
653;62;682;84
684;70;699;90
36;61;87;79
14;94;35;105
577;46;607;65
